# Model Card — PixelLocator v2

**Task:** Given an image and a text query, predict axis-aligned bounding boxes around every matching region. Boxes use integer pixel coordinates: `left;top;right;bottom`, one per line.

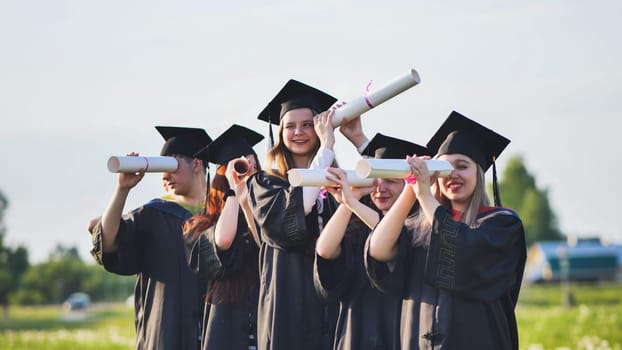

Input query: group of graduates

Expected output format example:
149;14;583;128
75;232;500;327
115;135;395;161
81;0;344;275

88;78;527;350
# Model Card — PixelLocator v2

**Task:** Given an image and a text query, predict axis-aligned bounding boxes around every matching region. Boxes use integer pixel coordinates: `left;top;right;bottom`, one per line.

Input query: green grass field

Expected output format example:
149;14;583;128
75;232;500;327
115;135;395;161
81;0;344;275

1;283;621;349
517;283;622;350
0;303;135;350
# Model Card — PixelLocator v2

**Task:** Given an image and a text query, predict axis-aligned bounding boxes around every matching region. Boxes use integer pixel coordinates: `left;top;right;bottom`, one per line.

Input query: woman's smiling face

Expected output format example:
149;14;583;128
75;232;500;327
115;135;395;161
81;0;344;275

281;108;319;159
438;153;477;212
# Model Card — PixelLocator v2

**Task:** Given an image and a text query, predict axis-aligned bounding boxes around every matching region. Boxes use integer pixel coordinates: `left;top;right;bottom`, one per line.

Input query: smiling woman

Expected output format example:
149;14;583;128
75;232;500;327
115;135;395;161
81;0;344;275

281;108;320;166
246;79;340;350
366;111;527;350
246;78;371;350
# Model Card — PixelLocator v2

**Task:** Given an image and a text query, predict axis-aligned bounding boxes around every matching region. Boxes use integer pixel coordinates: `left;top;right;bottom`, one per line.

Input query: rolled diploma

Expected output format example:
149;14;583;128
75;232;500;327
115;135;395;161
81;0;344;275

332;69;421;126
107;156;178;173
288;169;375;187
355;159;453;178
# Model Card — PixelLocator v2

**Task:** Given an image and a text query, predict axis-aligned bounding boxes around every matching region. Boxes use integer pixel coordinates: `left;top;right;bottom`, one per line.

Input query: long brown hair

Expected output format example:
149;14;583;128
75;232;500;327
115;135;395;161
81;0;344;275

185;154;263;305
206;229;259;305
183;165;228;241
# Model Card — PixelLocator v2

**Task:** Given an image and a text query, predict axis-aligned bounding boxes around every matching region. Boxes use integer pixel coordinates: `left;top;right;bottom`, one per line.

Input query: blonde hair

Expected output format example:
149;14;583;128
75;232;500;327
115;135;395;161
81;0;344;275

409;163;490;247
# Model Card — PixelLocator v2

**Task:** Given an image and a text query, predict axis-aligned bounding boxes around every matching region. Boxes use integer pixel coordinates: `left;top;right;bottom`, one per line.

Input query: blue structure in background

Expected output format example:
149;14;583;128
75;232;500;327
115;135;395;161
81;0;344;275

524;239;621;284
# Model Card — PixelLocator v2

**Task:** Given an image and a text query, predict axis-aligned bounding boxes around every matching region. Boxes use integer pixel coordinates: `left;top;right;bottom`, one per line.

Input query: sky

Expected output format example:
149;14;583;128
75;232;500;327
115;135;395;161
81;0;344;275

1;0;621;263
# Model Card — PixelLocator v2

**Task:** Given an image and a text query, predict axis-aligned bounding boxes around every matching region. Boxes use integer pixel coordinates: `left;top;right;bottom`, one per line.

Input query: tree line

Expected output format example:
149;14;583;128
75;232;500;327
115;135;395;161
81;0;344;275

0;191;133;315
0;155;561;311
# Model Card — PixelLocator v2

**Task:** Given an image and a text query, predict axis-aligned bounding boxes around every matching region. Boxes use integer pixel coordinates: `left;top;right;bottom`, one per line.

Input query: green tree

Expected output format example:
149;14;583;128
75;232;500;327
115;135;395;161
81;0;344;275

0;190;30;318
17;244;89;304
13;244;134;305
497;155;563;246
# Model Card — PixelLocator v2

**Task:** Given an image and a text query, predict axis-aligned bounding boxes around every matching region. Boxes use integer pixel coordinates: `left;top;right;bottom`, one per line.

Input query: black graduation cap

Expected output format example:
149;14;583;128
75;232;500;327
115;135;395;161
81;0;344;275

257;79;337;146
426;110;510;206
155;126;213;163
206;124;264;166
362;133;431;159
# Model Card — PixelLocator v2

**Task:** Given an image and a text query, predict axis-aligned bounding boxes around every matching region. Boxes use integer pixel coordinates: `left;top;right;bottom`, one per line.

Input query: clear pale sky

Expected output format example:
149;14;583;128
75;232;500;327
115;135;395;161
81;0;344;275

1;1;620;263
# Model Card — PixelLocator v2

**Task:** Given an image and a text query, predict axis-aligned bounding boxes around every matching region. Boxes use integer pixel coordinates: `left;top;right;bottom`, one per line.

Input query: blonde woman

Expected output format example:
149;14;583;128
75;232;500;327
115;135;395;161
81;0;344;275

367;111;527;350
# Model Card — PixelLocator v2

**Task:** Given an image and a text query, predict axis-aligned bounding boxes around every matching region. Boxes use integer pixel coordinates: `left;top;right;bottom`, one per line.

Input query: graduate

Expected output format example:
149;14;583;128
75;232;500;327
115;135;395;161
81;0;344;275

246;79;367;350
366;111;527;349
314;133;430;350
90;126;212;350
185;124;264;350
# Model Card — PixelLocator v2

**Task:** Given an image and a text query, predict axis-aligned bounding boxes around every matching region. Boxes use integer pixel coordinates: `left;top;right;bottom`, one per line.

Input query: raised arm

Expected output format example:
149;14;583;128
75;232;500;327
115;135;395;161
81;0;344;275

406;155;440;225
215;157;260;249
302;109;337;214
100;152;145;253
316;168;376;260
368;183;416;262
338;113;369;152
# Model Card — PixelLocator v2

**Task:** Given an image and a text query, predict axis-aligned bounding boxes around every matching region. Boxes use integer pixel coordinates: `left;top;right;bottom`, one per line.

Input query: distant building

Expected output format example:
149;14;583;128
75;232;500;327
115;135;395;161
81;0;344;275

524;239;620;284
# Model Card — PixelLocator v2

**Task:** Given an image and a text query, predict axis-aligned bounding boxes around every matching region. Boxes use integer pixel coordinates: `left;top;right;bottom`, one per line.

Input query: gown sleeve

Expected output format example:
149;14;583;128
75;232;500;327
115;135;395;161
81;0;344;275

313;241;355;302
215;212;254;278
90;207;148;276
424;206;526;302
247;171;313;250
302;147;335;213
364;226;413;296
188;224;224;281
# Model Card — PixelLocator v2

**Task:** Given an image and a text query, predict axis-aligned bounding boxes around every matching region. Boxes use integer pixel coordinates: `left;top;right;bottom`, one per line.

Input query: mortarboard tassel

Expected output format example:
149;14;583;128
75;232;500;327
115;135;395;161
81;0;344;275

268;123;274;148
492;157;502;207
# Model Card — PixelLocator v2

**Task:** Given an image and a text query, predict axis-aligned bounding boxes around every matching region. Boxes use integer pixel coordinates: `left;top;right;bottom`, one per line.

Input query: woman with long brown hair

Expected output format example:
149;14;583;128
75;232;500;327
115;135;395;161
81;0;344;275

184;124;264;350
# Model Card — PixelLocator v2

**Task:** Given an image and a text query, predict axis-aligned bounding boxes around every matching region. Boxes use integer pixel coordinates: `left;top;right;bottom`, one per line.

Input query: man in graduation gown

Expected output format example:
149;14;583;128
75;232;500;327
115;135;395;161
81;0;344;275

90;126;211;350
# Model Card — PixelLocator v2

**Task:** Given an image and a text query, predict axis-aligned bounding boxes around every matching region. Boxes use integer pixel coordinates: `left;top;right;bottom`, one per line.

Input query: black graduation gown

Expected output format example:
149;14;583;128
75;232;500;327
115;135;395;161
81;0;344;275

198;212;260;350
247;171;338;350
314;223;401;350
90;199;204;350
366;206;527;350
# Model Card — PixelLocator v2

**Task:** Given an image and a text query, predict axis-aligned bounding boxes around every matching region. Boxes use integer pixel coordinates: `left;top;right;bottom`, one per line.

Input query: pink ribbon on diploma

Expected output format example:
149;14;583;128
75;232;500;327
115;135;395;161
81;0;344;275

364;80;374;108
319;189;327;200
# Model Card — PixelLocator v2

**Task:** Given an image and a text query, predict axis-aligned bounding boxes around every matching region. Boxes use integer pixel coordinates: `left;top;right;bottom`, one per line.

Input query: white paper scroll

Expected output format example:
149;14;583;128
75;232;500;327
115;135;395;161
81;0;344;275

107;156;178;173
288;169;375;187
355;159;453;179
332;69;421;126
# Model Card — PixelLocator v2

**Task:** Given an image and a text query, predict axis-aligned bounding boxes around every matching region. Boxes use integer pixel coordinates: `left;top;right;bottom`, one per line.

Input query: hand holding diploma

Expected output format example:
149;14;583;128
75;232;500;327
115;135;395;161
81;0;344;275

332;69;421;127
112;152;147;191
322;167;374;205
